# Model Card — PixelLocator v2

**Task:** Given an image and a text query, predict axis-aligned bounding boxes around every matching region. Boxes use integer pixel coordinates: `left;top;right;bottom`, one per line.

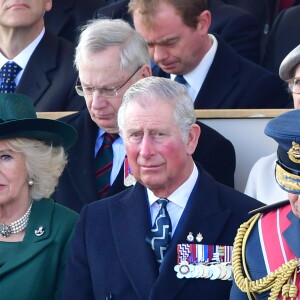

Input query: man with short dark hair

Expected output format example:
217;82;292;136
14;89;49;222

129;0;292;109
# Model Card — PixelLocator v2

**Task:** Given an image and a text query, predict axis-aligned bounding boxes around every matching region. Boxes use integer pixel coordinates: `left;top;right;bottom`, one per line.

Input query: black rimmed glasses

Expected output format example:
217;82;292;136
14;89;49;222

288;77;300;94
75;66;142;97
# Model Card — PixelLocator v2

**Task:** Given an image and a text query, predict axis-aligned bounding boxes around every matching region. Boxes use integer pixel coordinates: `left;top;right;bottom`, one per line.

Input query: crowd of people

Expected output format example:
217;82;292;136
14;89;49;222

1;0;300;299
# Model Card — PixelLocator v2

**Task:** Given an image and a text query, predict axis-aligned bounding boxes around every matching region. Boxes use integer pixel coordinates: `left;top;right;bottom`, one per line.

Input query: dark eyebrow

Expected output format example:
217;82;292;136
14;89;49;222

147;37;179;47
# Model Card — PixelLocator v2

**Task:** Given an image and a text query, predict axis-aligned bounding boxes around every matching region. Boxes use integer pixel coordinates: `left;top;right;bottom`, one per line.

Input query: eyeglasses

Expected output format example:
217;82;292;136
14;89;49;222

75;66;142;98
288;77;300;94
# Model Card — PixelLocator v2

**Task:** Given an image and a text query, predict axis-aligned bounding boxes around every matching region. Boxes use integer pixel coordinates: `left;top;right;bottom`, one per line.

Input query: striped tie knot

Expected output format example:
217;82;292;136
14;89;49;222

146;198;172;264
0;61;22;94
95;132;119;199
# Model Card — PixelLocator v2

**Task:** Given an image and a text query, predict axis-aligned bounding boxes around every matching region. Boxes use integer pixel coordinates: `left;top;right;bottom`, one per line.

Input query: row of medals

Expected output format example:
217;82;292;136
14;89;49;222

174;260;233;280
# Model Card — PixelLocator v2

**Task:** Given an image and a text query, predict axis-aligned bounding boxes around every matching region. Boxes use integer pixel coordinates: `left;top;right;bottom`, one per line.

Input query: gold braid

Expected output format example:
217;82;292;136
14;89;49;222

232;212;300;300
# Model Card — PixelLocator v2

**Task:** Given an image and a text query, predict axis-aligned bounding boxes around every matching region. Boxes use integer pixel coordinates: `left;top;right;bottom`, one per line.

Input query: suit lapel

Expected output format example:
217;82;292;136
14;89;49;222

108;162;129;196
65;111;99;205
110;183;158;300
194;37;240;109
283;210;300;258
0;199;54;276
150;167;232;300
16;31;58;107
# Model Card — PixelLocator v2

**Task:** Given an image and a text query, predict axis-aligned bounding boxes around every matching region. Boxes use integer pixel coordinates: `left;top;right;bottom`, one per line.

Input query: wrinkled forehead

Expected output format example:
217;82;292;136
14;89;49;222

122;100;175;127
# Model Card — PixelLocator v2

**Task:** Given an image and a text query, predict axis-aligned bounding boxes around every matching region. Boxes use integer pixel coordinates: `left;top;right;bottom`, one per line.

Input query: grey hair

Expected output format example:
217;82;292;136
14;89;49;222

6;138;67;200
74;18;150;72
118;76;196;141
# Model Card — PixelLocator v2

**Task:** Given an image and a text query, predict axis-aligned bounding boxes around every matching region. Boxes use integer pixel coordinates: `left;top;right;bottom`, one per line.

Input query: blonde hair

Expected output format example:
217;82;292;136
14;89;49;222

6;138;67;200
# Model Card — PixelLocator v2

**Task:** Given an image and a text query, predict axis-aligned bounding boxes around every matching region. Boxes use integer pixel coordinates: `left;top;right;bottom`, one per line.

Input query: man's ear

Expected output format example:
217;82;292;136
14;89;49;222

141;64;152;78
196;10;211;36
186;123;201;155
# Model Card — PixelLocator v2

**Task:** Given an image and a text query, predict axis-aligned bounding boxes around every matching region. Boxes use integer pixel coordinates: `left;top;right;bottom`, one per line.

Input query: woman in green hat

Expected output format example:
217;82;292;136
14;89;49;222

0;93;79;299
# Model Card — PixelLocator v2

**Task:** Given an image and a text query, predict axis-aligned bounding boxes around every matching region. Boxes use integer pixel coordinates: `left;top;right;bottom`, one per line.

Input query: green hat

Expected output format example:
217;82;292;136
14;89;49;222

0;93;77;150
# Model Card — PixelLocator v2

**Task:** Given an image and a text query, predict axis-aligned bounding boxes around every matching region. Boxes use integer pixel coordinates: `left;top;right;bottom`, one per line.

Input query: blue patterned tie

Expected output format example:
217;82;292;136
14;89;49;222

146;198;172;264
0;61;22;93
95;132;119;199
174;75;187;85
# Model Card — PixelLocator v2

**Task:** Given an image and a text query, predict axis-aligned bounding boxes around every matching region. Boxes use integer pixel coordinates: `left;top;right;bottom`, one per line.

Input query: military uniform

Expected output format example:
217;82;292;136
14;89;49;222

230;109;300;300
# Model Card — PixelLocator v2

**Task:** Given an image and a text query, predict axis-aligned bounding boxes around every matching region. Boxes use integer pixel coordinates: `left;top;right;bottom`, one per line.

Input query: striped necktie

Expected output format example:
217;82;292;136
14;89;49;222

146;198;172;264
95;132;119;199
0;61;22;93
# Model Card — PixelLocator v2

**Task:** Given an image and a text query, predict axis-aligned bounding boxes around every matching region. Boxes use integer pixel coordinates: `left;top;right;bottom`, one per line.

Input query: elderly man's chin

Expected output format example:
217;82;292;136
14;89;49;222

138;175;166;191
94;118;118;133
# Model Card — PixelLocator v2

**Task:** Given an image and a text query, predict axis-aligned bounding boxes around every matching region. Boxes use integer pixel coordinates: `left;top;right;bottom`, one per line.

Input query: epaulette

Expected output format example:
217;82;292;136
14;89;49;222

248;200;290;216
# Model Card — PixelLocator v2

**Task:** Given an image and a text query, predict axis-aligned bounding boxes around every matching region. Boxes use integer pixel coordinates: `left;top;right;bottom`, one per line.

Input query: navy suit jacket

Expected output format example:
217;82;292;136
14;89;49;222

153;36;292;109
261;5;300;74
94;0;260;63
208;0;261;63
62;166;262;300
52;109;236;213
15;30;85;112
230;201;300;299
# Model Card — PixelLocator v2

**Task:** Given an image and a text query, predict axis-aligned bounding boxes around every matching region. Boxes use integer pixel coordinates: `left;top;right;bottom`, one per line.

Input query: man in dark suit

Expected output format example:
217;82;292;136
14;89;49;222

62;76;262;300
95;0;261;63
0;0;85;112
52;18;236;213
129;0;292;109
44;0;107;43
261;5;300;74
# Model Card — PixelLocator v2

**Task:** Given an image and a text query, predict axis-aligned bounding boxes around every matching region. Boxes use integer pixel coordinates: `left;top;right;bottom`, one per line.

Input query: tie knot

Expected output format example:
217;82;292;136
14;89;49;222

103;132;119;145
157;198;169;208
0;61;22;80
174;75;186;85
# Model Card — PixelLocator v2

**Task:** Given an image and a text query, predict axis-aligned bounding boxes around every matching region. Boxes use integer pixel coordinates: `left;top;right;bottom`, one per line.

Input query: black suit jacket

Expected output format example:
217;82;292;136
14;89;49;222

52;109;236;213
15;30;85;112
62;166;262;300
208;0;261;63
94;0;261;63
153;36;292;108
44;0;107;43
261;5;300;74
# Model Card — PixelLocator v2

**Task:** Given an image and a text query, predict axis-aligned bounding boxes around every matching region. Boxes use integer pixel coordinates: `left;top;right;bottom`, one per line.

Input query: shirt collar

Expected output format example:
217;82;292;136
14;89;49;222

170;34;218;95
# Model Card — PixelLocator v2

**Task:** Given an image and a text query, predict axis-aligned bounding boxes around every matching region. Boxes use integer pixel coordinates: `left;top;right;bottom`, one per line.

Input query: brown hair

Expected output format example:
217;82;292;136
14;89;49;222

128;0;207;29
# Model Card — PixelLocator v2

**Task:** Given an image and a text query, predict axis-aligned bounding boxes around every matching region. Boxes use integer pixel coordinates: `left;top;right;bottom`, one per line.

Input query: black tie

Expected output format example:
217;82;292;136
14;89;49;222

146;198;172;264
174;75;187;85
0;61;22;93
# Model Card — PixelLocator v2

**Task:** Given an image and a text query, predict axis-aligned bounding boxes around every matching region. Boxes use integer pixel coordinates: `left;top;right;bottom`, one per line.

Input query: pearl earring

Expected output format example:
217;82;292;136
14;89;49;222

28;179;34;186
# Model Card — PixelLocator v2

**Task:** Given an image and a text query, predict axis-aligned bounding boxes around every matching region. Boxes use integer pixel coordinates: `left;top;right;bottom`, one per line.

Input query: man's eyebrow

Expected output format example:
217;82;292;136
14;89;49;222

147;37;179;46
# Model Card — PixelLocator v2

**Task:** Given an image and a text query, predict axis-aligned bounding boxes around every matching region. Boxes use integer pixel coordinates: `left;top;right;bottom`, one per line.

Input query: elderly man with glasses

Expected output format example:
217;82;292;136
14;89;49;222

50;18;151;213
52;18;236;213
